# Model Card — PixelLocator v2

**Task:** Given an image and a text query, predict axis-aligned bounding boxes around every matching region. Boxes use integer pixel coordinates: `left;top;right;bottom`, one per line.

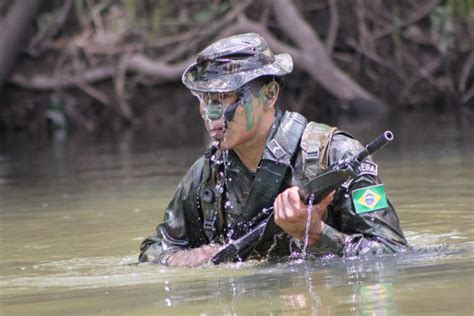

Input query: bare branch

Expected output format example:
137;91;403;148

75;80;111;106
27;0;73;56
115;52;133;120
398;57;443;103
9;54;193;90
0;0;42;89
373;0;439;40
354;0;375;52
10;66;115;90
271;0;320;50
217;15;302;59
271;0;385;110
325;0;339;54
346;39;403;79
151;0;253;49
126;54;193;81
459;51;474;94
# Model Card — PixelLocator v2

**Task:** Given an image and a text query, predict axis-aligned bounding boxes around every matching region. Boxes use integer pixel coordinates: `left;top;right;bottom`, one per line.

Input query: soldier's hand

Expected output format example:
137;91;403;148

166;244;221;268
273;186;334;246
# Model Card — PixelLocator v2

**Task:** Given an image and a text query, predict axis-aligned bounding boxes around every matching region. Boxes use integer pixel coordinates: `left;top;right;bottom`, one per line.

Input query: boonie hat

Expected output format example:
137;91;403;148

182;33;293;93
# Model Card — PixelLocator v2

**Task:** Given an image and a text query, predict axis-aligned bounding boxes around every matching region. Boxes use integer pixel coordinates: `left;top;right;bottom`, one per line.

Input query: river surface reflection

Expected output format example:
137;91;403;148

0;114;473;315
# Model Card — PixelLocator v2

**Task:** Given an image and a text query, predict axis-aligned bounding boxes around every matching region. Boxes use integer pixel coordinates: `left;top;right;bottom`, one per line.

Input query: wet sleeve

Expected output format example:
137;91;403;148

139;157;207;264
310;133;409;256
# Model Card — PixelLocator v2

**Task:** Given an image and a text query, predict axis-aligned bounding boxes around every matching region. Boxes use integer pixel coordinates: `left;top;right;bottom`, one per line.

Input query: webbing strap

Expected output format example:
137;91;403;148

231;112;307;238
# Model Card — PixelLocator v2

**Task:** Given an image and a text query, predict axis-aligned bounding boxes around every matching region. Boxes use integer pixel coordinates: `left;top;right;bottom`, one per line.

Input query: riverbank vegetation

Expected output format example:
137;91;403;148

1;0;472;135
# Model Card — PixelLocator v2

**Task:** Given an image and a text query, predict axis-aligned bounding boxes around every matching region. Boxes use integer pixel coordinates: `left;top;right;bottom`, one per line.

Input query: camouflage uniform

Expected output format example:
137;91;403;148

139;33;408;264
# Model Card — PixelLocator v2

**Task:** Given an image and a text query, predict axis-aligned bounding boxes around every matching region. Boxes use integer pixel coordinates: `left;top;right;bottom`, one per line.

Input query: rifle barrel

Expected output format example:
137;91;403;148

357;130;393;162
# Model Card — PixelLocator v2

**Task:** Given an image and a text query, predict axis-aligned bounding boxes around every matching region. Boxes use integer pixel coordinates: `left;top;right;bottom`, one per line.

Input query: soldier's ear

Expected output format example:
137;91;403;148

264;81;279;104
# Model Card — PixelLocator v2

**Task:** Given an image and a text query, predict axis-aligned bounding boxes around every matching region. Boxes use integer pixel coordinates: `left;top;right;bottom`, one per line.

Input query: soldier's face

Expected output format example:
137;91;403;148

193;85;268;150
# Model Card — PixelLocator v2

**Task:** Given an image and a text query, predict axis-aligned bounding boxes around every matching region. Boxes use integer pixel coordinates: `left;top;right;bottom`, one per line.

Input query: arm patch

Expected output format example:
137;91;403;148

351;184;388;214
358;161;378;176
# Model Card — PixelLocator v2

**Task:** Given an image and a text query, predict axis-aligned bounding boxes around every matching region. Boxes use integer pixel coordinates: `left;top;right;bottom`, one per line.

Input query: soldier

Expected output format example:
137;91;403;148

139;33;408;267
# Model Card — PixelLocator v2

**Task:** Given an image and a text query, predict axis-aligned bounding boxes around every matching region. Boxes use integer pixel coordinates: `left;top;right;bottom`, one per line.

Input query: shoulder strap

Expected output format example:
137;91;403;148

231;111;307;238
300;122;338;179
196;143;223;242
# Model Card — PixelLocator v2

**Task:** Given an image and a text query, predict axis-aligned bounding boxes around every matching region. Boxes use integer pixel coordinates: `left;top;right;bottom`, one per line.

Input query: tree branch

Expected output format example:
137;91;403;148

459;50;474;94
373;0;439;40
217;15;302;59
10;66;116;90
325;0;339;54
0;0;42;90
398;56;443;103
27;0;73;56
9;54;193;90
271;0;385;111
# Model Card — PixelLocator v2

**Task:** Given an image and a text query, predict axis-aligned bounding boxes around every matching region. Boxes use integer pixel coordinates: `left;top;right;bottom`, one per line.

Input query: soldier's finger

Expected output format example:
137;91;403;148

274;194;286;224
281;190;297;220
287;186;301;205
319;190;335;210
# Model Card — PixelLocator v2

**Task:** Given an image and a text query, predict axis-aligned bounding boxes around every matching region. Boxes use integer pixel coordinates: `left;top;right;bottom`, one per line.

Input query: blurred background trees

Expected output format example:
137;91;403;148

0;0;472;135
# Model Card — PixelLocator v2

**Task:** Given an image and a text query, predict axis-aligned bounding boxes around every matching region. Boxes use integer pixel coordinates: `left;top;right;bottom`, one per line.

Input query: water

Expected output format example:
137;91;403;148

1;115;473;315
302;195;315;259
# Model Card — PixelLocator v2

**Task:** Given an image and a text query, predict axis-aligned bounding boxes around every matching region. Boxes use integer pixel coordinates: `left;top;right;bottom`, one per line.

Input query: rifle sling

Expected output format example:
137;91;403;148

231;111;307;239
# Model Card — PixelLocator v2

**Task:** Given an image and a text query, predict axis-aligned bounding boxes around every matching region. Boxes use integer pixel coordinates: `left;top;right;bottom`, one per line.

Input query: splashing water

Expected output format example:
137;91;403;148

217;148;238;242
301;194;315;259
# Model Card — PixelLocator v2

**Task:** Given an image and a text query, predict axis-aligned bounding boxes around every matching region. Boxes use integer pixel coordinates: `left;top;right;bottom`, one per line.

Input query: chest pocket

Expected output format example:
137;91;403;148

300;122;338;180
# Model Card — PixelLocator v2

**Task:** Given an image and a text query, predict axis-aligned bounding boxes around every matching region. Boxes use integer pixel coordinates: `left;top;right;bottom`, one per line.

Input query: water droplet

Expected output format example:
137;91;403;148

301;195;315;259
224;201;233;209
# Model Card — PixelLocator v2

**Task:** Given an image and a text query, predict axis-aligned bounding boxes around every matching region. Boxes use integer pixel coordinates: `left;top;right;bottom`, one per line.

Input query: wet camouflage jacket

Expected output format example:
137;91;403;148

139;111;408;264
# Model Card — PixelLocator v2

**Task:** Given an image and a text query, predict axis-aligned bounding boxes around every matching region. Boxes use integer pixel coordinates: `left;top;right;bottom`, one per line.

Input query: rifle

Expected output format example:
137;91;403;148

211;131;394;265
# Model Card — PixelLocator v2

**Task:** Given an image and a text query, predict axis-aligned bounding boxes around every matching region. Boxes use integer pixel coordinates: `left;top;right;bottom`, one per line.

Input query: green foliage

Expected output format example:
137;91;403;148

69;0;234;37
74;0;85;21
36;11;55;33
123;0;136;20
90;0;114;19
430;4;456;53
147;0;165;34
193;3;230;24
446;0;474;17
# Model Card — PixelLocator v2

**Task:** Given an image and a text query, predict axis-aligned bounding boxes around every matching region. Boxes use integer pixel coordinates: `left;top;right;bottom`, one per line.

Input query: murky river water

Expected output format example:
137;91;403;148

1;115;473;315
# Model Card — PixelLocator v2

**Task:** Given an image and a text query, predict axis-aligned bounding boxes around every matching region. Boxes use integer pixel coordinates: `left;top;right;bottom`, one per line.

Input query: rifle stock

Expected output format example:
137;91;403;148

211;131;394;264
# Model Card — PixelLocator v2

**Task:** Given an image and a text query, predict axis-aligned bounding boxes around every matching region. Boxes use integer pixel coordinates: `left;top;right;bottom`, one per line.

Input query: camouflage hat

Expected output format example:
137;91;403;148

182;33;293;93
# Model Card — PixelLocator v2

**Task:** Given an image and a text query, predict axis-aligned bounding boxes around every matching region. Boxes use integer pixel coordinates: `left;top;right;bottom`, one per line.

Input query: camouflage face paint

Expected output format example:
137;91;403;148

205;102;223;120
192;86;251;123
247;88;267;129
243;91;254;130
242;84;270;130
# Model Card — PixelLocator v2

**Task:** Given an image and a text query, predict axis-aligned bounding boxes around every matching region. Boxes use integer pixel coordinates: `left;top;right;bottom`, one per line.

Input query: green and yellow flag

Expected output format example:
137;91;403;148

351;184;388;214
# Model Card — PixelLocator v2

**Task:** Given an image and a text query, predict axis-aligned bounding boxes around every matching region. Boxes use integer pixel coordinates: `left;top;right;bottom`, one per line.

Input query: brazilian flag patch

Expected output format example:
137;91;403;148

351;184;388;214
